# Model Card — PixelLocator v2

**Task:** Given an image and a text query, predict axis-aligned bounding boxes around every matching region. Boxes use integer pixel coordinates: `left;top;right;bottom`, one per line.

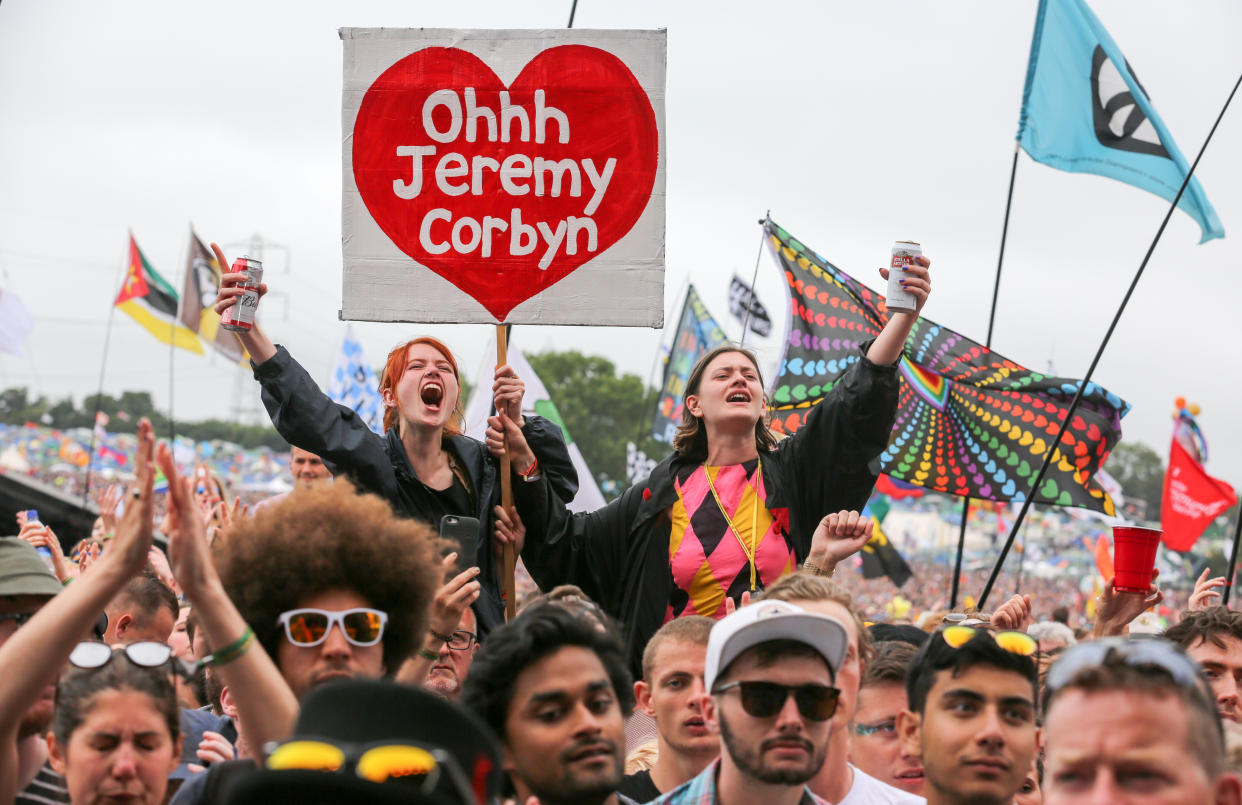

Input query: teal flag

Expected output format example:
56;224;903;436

1017;0;1223;243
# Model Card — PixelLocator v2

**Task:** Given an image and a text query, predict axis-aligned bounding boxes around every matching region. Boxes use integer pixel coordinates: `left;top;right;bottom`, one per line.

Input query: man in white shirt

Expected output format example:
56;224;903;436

764;573;924;804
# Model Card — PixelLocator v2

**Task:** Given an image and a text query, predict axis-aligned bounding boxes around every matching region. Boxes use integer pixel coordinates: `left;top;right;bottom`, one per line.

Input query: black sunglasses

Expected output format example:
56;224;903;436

712;680;840;722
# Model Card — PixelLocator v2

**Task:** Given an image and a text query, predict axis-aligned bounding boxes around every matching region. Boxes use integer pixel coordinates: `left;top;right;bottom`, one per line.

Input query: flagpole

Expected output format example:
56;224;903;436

949;502;969;609
168;232;192;446
495;323;516;621
82;235;130;505
978;69;1242;610
1224;505;1242;607
739;211;770;348
635;274;689;454
950;144;1021;609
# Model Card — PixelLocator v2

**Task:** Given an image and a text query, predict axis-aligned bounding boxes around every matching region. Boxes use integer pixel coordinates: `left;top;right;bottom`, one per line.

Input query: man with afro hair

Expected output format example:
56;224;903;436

215;479;441;698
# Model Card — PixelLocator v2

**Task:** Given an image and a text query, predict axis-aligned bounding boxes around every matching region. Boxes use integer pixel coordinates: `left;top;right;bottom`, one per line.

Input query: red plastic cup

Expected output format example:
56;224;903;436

1112;526;1161;594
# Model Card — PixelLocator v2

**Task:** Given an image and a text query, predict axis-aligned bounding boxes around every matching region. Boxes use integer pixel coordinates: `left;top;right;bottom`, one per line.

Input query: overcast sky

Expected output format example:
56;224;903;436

1;0;1239;484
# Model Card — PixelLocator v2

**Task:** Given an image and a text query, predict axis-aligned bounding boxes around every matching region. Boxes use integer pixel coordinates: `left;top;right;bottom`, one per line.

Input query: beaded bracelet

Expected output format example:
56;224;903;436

428;628;454;645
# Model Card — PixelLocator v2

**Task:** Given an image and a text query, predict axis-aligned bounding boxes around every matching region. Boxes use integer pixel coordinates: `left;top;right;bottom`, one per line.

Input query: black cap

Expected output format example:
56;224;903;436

223;678;503;805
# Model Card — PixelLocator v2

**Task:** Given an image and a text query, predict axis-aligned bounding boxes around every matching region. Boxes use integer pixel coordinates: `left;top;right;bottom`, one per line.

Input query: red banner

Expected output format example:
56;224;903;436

1161;437;1236;551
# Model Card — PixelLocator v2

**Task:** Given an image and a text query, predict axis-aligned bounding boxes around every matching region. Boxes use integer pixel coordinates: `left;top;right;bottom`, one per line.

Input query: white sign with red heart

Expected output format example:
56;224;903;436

341;28;666;326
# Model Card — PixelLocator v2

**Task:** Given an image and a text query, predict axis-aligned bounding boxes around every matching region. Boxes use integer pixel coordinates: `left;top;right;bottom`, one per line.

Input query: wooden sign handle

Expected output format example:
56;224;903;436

497;324;516;621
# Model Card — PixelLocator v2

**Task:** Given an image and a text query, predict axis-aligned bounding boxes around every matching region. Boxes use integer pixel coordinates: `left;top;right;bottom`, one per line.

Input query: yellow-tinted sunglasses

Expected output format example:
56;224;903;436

266;739;474;799
941;625;1037;657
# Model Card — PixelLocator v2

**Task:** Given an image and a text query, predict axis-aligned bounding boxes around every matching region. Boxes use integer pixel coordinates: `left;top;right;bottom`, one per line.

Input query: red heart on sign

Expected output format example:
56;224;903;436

352;45;658;321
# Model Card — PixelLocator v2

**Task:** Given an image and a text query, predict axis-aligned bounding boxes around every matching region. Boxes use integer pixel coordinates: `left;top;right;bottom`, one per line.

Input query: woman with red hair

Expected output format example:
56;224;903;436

212;246;576;635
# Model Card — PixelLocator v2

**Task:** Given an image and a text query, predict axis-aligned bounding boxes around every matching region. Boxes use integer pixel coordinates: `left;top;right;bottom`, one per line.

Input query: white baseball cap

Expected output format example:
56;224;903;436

704;599;848;691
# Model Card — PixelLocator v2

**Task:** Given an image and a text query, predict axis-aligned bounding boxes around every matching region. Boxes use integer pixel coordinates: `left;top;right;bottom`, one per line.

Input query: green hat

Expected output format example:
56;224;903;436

0;538;62;597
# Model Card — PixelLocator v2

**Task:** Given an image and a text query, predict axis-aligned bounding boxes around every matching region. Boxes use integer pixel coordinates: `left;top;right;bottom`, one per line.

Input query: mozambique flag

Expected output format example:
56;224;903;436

116;235;203;354
180;231;245;363
765;220;1127;514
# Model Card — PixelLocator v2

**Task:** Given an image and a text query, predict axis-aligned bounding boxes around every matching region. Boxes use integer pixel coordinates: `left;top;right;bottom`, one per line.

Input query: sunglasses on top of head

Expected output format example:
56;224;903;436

278;608;388;648
939;624;1037;657
68;641;198;680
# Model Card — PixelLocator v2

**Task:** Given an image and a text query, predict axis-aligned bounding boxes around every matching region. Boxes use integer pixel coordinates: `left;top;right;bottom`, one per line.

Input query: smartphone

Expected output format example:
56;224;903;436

439;515;480;569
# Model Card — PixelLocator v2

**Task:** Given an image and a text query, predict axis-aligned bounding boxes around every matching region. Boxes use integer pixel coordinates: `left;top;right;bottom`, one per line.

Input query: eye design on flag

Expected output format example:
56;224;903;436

1090;46;1170;159
193;257;219;308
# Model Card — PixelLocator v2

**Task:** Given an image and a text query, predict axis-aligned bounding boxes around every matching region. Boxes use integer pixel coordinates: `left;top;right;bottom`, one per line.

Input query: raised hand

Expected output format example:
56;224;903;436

18;520;69;582
429;553;481;639
492;363;526;426
877;256;932;316
75;541;103;575
805;510;874;574
210;242;267;317
106;418;156;577
147;546;178;595
1188;567;1226;611
486;410;536;475
990;593;1033;632
187;730;236;773
724;590;753;616
1094;570;1164;637
96;483;123;536
155;441;214;598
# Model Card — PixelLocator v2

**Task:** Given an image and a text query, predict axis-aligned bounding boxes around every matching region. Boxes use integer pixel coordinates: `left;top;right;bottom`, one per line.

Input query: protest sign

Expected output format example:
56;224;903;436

341;28;666;325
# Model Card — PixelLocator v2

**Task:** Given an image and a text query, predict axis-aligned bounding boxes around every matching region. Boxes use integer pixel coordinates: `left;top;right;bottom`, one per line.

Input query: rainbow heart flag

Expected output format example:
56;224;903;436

765;220;1127;514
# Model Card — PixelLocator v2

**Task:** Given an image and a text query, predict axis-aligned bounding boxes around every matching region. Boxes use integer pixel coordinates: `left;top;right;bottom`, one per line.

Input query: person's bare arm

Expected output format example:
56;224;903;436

865;257;931;366
0;421;157;801
156;442;298;752
395;555;480;686
1094;572;1163;637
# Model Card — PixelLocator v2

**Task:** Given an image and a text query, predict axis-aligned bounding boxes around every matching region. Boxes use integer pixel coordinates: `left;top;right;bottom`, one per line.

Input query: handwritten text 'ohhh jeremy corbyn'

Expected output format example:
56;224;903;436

391;89;618;269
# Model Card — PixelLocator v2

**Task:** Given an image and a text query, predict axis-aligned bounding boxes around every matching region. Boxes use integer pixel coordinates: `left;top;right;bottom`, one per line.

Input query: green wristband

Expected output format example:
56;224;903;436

206;627;255;667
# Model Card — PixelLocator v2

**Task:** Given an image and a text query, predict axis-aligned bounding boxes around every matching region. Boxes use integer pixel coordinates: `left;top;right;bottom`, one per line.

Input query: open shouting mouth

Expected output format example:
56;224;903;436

420;380;445;411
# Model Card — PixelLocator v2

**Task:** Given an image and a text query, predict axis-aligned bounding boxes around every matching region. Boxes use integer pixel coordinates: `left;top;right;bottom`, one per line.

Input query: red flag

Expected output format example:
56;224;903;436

874;474;925;500
1161;438;1236;551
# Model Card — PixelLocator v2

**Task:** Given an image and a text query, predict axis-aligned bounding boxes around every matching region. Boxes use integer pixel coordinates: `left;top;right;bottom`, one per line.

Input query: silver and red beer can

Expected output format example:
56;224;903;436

220;255;263;332
885;240;921;313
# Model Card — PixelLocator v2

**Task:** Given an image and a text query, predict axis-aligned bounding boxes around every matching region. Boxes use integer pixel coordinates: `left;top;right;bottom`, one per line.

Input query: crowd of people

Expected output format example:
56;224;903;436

3;248;1241;805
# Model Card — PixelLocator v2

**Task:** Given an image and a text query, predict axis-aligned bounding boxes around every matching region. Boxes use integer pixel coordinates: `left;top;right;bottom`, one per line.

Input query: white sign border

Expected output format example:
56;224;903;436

340;27;667;327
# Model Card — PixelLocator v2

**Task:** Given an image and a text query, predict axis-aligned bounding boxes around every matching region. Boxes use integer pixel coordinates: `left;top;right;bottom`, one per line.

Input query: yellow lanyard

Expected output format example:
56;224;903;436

703;457;762;591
